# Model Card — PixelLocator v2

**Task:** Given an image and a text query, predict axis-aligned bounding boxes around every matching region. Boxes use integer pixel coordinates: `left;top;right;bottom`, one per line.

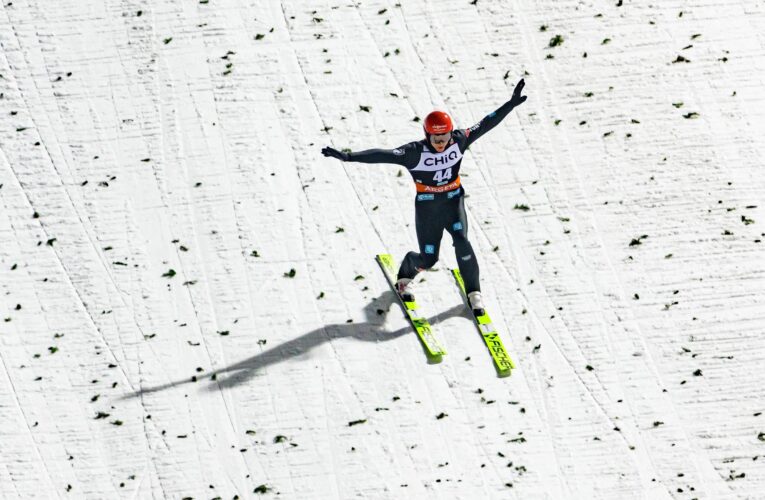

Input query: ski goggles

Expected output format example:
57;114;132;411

430;132;452;145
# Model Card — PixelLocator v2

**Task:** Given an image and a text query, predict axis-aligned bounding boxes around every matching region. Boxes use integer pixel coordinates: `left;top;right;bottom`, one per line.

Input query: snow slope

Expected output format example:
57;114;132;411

1;0;764;498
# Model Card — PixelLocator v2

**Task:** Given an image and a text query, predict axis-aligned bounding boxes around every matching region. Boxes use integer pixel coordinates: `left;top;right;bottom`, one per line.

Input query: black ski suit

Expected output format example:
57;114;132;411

342;99;521;294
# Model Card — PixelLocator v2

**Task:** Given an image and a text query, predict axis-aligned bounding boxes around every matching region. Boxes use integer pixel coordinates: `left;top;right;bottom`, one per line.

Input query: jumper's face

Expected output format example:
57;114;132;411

430;132;451;152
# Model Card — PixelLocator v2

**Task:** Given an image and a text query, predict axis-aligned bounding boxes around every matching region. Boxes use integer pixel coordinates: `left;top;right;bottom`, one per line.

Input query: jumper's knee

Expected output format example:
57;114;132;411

452;234;471;252
419;254;438;270
417;244;439;270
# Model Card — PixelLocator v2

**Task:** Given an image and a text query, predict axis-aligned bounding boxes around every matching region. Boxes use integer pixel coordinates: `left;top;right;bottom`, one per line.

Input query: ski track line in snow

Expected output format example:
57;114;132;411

275;5;376;496
504;2;764;497
0;237;59;498
0;8;198;498
505;1;677;493
504;3;722;496
540;10;735;498
183;5;303;493
0;29;142;391
128;3;258;491
170;2;266;485
0;45;161;498
4;2;244;496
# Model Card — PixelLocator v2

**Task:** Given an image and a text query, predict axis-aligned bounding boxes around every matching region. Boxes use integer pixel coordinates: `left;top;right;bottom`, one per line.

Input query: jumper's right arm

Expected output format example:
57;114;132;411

322;145;413;167
348;148;409;165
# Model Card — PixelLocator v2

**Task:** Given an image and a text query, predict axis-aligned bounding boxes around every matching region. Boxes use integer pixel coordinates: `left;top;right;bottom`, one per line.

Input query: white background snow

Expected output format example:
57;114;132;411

1;0;764;498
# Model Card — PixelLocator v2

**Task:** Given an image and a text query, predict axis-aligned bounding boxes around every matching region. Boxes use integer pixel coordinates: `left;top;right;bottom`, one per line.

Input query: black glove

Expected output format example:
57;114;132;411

509;78;527;107
322;146;349;161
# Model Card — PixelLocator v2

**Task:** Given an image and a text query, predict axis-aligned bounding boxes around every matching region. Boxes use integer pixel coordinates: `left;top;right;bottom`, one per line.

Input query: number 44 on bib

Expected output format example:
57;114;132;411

433;168;452;183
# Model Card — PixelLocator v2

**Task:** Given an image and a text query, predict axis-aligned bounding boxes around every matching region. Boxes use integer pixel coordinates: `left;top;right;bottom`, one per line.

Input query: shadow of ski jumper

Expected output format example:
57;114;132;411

121;292;467;399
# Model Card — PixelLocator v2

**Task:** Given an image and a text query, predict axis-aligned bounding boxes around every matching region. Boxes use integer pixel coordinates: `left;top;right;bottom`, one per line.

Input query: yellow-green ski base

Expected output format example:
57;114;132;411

452;269;514;377
376;254;446;360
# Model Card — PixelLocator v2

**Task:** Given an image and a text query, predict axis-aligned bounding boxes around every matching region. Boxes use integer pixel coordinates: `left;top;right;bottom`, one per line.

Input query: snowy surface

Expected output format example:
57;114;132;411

2;0;765;498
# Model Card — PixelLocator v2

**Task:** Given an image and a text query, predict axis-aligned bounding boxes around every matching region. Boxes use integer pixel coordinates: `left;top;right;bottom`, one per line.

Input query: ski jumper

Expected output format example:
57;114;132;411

344;99;520;294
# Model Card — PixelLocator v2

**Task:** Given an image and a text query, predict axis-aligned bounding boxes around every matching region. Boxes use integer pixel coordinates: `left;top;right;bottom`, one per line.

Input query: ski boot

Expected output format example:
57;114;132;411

467;291;485;317
395;278;415;303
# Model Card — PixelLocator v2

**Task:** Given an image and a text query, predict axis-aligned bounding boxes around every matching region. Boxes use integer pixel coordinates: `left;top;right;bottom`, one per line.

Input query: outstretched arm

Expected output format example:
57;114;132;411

464;78;527;148
321;145;413;166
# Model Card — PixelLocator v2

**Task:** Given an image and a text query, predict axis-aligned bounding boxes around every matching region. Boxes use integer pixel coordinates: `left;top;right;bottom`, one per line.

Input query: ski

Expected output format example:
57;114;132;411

376;254;446;361
451;269;514;377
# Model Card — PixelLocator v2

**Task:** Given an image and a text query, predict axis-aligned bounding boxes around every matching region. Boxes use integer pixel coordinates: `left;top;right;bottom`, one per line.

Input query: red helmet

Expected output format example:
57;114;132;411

423;110;453;135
